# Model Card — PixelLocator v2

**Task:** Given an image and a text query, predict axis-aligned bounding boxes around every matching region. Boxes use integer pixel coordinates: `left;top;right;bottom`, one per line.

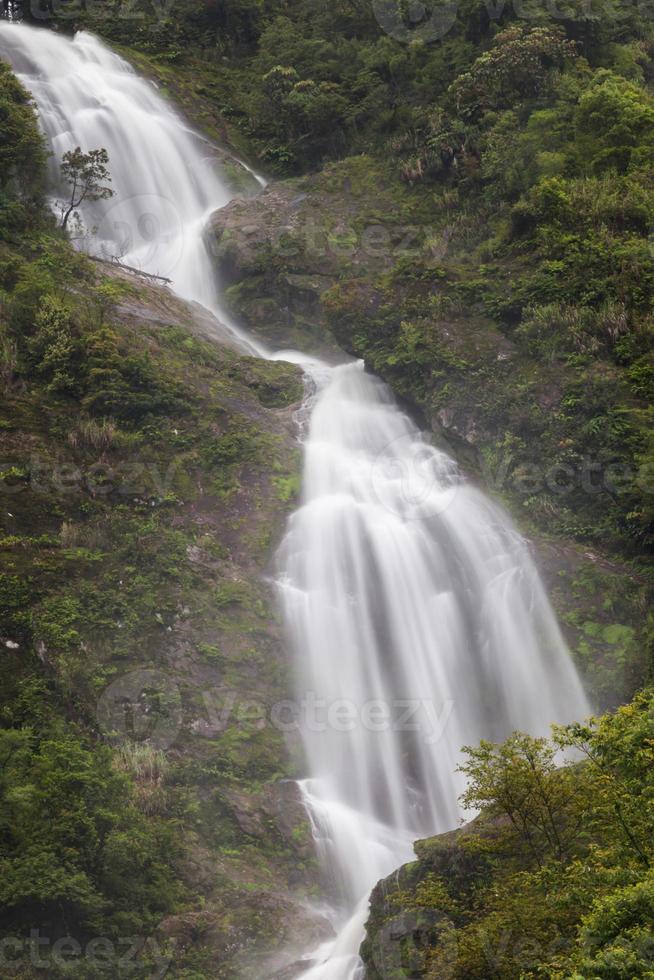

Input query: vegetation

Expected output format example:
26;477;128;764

96;0;653;703
362;689;654;978
62;0;653;575
58;147;113;232
0;58;46;230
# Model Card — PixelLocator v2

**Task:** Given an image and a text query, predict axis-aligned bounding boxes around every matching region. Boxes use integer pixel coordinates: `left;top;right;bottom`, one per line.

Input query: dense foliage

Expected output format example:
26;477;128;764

0;72;185;977
0;59;46;236
39;0;654;170
337;38;654;553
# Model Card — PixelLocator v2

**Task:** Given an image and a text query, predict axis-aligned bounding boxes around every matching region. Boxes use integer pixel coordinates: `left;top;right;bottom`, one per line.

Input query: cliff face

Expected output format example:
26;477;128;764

0;36;344;975
35;0;651;717
359;819;498;980
203;158;654;978
95;270;320;977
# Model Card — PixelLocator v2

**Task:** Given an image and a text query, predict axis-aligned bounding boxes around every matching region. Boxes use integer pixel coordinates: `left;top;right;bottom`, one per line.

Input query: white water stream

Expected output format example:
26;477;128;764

0;24;590;979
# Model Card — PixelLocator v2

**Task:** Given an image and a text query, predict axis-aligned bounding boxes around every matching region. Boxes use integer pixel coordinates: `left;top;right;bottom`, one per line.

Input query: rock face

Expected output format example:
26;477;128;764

204;164;651;977
104;269;329;978
360;816;508;980
207;182;340;354
105;262;253;354
206;155;434;356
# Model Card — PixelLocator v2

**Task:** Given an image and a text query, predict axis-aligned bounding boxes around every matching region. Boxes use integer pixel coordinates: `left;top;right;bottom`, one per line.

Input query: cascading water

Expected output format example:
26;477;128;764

1;23;590;979
277;363;590;977
0;23;263;355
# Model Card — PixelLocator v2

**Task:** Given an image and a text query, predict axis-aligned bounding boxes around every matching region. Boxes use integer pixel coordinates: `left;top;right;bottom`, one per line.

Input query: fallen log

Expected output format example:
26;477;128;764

89;254;172;285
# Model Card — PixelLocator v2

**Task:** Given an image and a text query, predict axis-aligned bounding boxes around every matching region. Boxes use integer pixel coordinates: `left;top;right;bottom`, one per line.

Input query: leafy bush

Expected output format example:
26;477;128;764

368;691;654;979
449;25;577;118
0;61;46;200
575;70;654;175
0;707;184;939
27;297;83;394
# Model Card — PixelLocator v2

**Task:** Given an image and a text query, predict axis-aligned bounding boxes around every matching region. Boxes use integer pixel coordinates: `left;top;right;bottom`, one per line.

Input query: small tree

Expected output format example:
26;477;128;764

459;732;586;866
58;147;114;233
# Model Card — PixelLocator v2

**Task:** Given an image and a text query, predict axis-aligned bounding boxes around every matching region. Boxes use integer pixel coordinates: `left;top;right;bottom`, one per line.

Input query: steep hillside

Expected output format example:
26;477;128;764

0;63;320;978
207;146;652;712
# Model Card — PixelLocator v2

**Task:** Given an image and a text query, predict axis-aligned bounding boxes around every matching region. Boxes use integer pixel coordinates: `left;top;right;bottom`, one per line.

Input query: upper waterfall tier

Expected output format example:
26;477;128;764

0;23;263;355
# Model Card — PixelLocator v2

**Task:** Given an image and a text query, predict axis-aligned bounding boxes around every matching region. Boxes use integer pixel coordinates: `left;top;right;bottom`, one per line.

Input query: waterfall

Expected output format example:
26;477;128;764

0;23;262;355
0;24;590;979
277;362;590;977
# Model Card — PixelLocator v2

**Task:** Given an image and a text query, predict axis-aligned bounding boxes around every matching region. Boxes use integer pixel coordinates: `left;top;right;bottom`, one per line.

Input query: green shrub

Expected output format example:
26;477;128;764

575;71;654;175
